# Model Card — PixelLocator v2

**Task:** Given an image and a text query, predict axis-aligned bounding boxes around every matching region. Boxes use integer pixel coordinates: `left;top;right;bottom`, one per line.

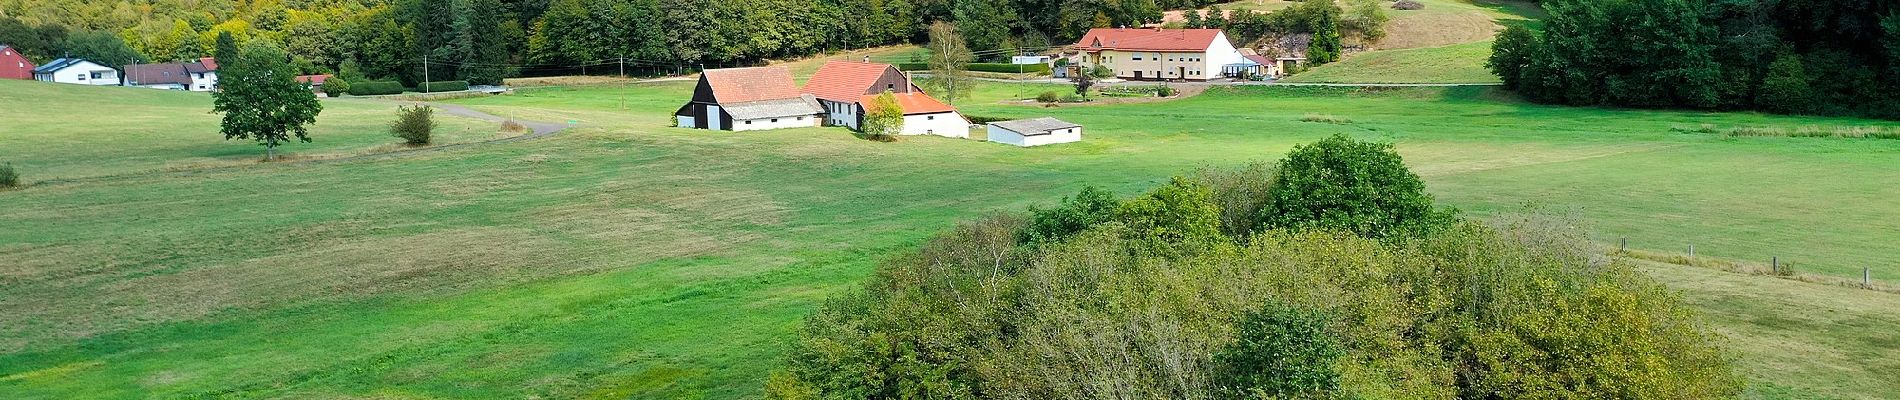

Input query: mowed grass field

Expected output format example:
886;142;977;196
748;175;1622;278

1280;41;1501;83
0;81;503;182
2;78;1898;398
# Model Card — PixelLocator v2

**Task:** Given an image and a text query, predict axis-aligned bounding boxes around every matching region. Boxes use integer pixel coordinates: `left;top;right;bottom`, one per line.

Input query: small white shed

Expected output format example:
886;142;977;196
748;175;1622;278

988;118;1082;147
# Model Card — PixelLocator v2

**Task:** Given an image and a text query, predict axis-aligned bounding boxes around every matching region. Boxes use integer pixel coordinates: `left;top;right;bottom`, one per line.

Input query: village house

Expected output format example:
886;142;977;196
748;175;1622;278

987;117;1083;147
674;66;824;131
1071;28;1244;81
295;74;332;94
802;61;968;137
0;45;33;80
33;58;120;85
124;58;218;91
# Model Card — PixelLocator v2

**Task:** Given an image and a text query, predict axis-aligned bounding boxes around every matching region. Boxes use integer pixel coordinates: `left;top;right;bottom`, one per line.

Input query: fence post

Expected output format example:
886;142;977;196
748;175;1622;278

1688;244;1695;259
1619;237;1627;253
1772;256;1778;274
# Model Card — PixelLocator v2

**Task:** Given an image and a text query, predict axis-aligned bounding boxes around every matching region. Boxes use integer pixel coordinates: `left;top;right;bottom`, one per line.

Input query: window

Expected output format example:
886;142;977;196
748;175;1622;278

1132;55;1142;61
75;73;85;80
927;115;935;120
771;118;779;123
91;71;105;79
797;116;804;121
745;120;753;125
886;83;894;91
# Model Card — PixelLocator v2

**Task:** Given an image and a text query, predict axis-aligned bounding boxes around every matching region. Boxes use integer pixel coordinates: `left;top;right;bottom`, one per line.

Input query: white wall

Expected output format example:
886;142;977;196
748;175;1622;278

37;61;120;85
987;125;1082;147
822;100;860;129
131;83;187;90
732;114;821;132
1202;32;1244;79
900;112;969;138
190;71;217;92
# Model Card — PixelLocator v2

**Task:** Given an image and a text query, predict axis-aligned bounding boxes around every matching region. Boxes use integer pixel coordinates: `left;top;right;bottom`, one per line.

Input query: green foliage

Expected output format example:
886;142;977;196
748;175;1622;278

894;62;928;71
1341;0;1388;45
390;105;435;145
1261;134;1452;240
321;78;350;98
1153;85;1177;97
348;80;406;96
860;92;904;141
61;30;140;69
1114;176;1224;256
1195;162;1277;238
213;31;238;65
1212;301;1344;399
0;162;18;188
1036;91;1060;103
1088;64;1113;79
1305;0;1343;65
212;42;323;160
416;80;471;93
1024;185;1120;244
1487;25;1538;90
1759;53;1813;115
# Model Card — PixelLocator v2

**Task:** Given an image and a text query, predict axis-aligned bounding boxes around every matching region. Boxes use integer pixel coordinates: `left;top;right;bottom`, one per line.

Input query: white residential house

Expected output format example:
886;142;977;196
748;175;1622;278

33;58;120;85
1071;28;1244;81
124;58;218;91
988;118;1082;147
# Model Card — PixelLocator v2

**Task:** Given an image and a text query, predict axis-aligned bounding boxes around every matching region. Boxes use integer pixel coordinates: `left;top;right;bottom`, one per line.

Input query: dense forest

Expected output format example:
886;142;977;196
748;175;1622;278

0;0;1263;86
1489;0;1900;119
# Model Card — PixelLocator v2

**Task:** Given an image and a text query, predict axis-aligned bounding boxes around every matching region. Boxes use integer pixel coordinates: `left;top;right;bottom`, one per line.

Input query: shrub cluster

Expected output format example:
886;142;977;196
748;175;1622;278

348;80;405;96
1036;91;1060;103
415;80;470;93
1391;0;1424;10
390;105;434;145
0;163;18;188
768;135;1740;399
895;62;928;71
321;79;351;97
966;63;1051;73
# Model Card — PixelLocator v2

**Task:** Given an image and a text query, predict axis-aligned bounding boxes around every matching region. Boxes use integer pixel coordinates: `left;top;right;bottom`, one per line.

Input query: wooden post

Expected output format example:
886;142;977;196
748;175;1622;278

1688;244;1695;258
1619;237;1627;253
1772;257;1778;274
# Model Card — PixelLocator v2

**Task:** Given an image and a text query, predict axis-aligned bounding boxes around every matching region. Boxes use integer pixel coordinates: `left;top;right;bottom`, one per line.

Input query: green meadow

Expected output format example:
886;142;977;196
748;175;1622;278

1;78;1896;398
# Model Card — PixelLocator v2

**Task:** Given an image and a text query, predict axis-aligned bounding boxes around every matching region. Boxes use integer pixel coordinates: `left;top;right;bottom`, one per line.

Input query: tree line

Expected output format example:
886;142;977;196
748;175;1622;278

1488;0;1900;119
766;135;1740;399
0;0;1271;86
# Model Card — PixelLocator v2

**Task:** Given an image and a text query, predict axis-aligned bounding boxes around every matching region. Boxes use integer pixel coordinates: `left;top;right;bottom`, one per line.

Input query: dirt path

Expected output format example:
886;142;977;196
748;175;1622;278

30;101;576;187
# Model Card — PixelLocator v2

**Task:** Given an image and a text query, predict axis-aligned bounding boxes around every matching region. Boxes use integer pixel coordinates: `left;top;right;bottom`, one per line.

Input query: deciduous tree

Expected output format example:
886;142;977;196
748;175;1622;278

212;43;323;161
923;22;974;104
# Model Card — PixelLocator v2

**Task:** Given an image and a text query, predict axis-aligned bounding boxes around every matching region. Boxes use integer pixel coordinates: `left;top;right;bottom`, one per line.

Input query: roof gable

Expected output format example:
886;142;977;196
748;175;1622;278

1075;28;1225;52
34;58;104;74
125;62;192;85
803;61;905;102
700;66;803;104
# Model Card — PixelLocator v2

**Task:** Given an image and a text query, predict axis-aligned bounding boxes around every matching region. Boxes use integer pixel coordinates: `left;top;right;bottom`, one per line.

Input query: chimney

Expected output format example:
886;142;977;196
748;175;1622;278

862;56;870;63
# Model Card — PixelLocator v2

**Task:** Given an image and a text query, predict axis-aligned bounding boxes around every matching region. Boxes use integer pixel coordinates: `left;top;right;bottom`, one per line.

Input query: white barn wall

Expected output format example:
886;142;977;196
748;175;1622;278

732;114;821;132
900;112;969;138
987;125;1082;147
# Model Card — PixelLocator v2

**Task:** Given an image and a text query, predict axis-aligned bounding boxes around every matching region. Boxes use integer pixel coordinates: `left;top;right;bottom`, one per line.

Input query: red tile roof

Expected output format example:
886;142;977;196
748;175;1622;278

702;66;803;103
803;61;899;102
861;92;957;115
1075;28;1227;52
295;74;331;85
198;57;218;71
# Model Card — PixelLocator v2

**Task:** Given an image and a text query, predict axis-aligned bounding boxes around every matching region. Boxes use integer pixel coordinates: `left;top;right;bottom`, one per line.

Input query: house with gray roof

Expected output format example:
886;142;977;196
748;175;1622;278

33;58;119;86
987;117;1082;147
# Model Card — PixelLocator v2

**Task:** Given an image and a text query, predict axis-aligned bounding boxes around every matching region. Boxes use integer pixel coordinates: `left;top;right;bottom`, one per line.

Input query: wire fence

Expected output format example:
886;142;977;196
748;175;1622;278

1611;237;1892;294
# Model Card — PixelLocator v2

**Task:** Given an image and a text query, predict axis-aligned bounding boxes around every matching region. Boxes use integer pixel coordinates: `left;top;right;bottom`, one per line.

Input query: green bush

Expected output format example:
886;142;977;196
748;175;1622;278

390;105;434;145
0;163;18;188
967;63;1050;73
415;80;470;93
1260;134;1454;240
895;62;928;71
1759;53;1813;114
321;78;350;97
963;114;1011;124
1154;85;1178;97
1023;185;1120;244
1213;301;1344;398
1114;176;1224;256
1059;94;1086;103
1036;91;1060;103
348;80;405;96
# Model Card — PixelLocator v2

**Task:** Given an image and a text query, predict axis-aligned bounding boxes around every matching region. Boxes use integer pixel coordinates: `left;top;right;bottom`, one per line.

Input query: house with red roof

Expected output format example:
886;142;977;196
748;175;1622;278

1072;28;1244;81
124;58;219;91
0;45;33;80
802;61;969;138
674;66;824;131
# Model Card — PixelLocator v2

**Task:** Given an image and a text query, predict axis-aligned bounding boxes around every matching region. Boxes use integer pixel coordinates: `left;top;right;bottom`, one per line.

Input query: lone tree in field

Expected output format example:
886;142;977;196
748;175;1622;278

861;91;904;142
1259;134;1453;240
924;22;975;105
213;43;322;161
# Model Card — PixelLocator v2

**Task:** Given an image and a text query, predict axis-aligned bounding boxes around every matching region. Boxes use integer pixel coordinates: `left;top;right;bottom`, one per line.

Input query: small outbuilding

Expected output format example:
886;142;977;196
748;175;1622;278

676;66;825;132
987;117;1082;147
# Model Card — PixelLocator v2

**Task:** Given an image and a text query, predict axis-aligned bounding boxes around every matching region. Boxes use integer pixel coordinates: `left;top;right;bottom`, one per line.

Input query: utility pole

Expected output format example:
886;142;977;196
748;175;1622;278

619;55;625;77
423;54;430;93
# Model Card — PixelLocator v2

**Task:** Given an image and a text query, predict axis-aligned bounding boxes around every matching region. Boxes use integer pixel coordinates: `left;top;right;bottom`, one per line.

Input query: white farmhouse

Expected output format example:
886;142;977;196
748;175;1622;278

803;61;969;138
1071;28;1244;81
33;58;120;85
988;118;1082;147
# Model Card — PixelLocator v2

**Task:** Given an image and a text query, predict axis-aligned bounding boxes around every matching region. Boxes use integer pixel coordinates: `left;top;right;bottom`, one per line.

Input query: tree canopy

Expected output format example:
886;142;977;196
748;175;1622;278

212;42;323;160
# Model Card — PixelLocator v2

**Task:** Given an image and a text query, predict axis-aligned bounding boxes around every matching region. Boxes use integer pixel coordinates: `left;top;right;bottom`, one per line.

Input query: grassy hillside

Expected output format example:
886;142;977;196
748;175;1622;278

2;81;1897;398
0;80;500;182
1280;41;1501;83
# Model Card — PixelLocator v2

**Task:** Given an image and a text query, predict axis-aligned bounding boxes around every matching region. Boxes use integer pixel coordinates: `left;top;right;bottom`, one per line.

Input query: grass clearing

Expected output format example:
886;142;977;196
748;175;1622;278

0;81;501;182
1282;41;1502;83
2;80;1897;398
